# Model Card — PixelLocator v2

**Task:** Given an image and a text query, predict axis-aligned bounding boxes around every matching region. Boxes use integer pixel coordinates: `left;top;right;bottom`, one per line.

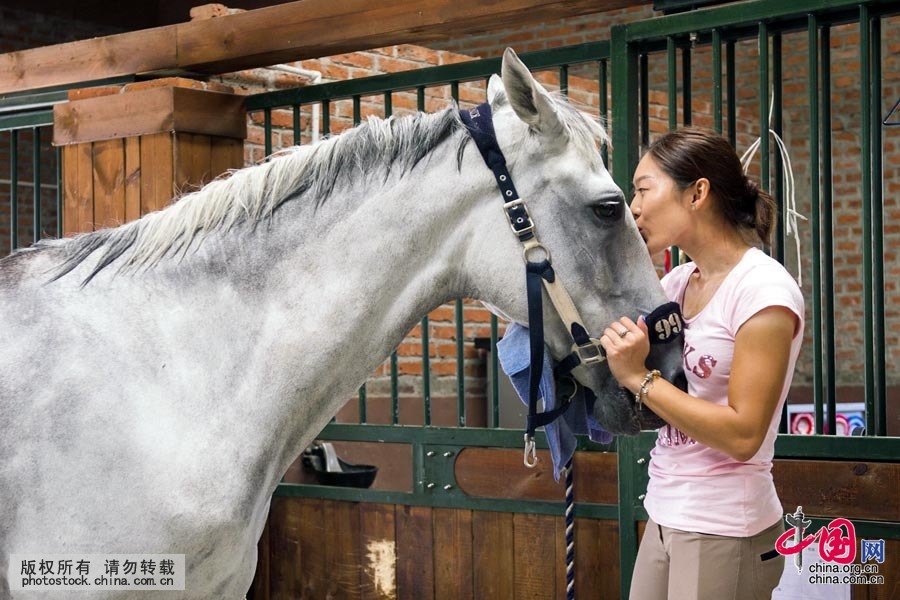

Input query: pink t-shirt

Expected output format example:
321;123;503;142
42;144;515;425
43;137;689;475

644;247;804;537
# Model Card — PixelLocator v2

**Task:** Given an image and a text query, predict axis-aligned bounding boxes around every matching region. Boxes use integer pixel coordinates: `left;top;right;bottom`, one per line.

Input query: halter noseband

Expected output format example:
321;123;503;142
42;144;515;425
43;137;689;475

459;102;682;466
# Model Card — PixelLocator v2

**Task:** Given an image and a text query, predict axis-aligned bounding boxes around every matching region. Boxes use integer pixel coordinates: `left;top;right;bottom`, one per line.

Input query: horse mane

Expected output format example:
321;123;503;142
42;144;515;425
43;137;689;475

17;93;607;285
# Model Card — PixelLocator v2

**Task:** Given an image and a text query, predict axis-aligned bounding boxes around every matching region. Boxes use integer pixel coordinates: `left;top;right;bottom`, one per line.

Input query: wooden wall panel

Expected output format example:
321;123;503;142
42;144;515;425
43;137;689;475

297;498;327;598
513;513;557;600
138;132;174;215
432;508;473;600
774;460;900;521
124;137;142;223
174;132;212;195
62;142;95;236
472;511;514;598
455;448;618;504
267;496;304;596
323;500;363;599
91;138;126;229
210;137;244;180
359;503;397;600
396;505;434;600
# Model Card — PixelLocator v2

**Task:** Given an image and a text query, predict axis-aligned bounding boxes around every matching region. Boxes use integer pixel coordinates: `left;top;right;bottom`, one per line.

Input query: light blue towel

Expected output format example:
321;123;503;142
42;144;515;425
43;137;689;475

497;322;614;481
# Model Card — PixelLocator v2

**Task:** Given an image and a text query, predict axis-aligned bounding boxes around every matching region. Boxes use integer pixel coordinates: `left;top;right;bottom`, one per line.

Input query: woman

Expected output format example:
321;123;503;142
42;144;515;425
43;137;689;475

600;128;804;600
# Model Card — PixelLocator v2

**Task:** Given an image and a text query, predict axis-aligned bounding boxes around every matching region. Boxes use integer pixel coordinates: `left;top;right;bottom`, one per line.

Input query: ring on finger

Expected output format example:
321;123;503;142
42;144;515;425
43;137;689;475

618;329;629;338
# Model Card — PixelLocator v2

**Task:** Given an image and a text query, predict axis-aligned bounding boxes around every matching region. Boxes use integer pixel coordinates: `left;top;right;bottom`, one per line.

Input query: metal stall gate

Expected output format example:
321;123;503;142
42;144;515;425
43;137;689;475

245;2;899;598
0;88;63;256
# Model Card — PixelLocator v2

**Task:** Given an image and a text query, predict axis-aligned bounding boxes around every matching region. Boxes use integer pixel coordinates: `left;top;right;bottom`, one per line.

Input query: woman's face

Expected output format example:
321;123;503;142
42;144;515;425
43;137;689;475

630;153;694;257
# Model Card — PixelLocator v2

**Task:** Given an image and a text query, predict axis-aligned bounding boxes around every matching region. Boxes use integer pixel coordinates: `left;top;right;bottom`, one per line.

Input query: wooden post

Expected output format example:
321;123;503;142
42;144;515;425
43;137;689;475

53;78;246;235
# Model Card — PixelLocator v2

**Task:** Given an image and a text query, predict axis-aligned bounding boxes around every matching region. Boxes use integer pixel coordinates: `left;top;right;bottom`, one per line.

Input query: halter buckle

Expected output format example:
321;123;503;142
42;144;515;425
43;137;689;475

574;338;606;365
504;198;535;237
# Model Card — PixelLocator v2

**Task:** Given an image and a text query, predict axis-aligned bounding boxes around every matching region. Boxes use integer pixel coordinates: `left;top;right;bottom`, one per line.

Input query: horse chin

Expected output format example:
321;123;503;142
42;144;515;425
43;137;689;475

583;368;666;436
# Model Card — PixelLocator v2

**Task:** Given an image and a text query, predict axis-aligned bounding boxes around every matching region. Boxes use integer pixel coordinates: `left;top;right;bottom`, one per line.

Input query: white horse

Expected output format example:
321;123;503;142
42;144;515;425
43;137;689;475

0;49;682;599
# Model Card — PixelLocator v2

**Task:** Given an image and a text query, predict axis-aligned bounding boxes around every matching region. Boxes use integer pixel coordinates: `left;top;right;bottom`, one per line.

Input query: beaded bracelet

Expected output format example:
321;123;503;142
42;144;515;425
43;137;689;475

634;369;661;411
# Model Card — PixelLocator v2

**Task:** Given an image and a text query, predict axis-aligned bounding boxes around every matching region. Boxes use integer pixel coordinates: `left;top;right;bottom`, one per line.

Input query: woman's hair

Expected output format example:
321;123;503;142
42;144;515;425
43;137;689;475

646;127;776;243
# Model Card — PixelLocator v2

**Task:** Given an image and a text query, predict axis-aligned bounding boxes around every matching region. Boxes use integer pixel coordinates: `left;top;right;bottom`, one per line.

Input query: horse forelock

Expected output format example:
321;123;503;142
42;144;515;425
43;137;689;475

26;106;465;284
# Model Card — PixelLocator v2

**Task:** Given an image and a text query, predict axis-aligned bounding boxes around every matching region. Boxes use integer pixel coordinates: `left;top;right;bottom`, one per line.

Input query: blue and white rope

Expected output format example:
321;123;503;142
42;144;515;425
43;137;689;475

564;458;575;600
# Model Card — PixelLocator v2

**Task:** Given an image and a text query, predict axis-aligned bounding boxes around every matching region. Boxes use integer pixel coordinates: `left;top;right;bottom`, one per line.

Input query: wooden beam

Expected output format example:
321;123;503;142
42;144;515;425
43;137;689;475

53;86;246;146
0;0;646;94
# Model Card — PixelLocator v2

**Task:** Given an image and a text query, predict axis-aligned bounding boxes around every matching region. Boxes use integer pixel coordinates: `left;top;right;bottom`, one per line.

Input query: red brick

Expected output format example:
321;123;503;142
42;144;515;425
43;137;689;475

67;86;122;100
123;77;205;93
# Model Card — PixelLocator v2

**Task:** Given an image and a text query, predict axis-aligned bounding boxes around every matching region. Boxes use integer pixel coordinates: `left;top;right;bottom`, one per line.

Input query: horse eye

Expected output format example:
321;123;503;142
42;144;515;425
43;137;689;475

592;201;622;221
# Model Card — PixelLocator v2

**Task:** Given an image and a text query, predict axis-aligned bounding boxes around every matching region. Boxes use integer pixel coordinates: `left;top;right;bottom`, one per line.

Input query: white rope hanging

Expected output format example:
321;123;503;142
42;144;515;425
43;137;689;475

738;95;807;286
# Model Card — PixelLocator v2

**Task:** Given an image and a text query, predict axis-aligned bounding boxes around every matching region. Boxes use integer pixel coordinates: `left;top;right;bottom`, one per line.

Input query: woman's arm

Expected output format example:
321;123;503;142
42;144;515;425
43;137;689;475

602;306;798;461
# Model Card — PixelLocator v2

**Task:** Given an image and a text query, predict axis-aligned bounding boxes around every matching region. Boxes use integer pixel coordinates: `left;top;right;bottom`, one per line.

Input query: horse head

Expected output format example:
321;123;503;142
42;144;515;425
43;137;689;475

464;49;686;435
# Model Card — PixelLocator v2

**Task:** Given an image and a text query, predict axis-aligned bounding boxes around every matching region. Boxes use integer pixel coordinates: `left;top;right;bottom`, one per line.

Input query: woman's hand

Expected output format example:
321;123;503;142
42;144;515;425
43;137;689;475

600;316;651;393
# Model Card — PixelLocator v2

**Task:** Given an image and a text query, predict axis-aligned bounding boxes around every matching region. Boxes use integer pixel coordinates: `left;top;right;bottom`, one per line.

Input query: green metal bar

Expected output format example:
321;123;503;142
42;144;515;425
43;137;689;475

617;435;641;600
55;146;62;238
559;64;569;96
10;130;17;253
245;42;611;110
667;36;677;131
682;44;691;126
450;81;459;104
808;14;824;435
314;422;900;460
622;0;888;42
774;434;900;461
611;26;643;599
358;384;367;424
384;91;392;117
32;127;40;244
415;88;430;427
821;26;836;436
859;5;875;436
870;15;885;437
639;53;649;149
352;95;361;126
772;33;785;268
599;60;609;167
274;480;619;519
611;24;640;190
712;29;723;134
292;105;300;146
665;37;680;268
759;21;769;203
391;351;399;425
422;315;431;427
263;108;272;159
455;300;465;427
726;40;736;146
490;314;500;428
0;110;54;131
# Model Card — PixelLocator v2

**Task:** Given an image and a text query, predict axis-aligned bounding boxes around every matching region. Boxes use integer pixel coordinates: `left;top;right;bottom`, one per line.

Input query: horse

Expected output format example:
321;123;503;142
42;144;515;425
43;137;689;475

0;49;683;599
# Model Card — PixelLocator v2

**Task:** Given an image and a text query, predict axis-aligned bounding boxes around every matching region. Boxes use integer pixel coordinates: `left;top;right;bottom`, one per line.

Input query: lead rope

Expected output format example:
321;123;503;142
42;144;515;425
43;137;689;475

564;458;575;600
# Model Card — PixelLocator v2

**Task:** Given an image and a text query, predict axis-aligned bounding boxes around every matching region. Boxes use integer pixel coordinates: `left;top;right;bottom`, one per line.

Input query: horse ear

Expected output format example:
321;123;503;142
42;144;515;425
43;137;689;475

500;48;564;136
487;74;506;107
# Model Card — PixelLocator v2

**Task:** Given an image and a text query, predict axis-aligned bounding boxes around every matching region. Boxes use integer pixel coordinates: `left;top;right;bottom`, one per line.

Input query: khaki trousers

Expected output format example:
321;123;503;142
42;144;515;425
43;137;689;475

629;518;785;600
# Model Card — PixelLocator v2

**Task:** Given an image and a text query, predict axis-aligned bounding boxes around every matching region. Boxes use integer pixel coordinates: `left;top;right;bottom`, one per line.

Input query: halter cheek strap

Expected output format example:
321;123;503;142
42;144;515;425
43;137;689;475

461;102;607;465
460;102;684;464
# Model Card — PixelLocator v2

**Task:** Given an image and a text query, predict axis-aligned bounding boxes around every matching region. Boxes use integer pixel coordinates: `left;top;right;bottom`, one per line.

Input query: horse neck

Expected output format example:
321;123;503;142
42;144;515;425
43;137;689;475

201;143;479;465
